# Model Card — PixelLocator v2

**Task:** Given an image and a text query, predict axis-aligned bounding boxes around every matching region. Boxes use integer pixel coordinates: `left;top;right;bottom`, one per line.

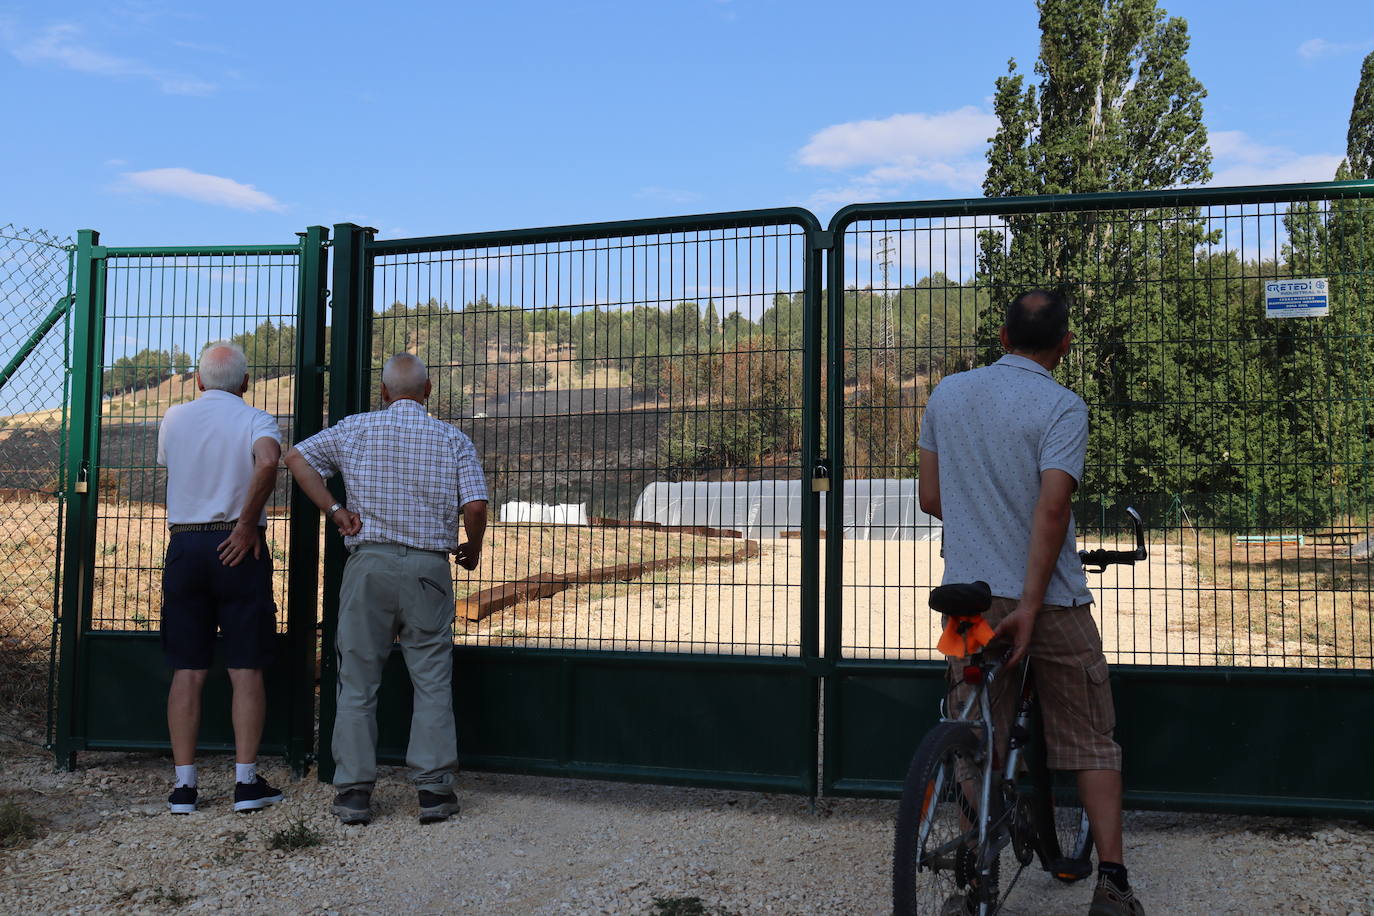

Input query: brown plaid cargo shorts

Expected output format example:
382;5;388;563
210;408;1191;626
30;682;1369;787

947;596;1122;771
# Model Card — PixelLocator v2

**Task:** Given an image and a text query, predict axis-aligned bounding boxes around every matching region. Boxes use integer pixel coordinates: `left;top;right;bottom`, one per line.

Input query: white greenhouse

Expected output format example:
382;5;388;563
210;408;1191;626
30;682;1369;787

630;479;942;541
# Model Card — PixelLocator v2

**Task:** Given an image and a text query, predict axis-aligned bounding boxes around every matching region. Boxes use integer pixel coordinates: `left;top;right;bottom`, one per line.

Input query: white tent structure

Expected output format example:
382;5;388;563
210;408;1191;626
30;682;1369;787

631;479;941;541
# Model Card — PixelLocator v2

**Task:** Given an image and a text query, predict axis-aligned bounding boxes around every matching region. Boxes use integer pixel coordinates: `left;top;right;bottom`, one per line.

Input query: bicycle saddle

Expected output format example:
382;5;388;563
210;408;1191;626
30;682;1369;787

929;580;992;617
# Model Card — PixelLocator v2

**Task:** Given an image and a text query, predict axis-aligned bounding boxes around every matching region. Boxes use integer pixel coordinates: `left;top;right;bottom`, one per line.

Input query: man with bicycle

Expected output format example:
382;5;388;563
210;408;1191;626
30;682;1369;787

916;289;1144;916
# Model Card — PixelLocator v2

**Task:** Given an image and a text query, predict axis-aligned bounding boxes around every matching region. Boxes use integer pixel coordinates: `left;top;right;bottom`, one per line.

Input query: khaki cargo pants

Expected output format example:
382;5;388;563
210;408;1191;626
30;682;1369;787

332;542;459;792
947;597;1122;772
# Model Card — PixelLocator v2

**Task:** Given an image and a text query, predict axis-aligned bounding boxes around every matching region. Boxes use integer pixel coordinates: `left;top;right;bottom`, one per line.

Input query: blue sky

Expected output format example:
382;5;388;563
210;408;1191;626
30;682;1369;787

2;0;1372;247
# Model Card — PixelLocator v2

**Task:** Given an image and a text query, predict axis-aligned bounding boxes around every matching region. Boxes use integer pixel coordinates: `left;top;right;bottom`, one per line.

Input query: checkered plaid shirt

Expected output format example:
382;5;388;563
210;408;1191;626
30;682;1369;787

293;399;488;552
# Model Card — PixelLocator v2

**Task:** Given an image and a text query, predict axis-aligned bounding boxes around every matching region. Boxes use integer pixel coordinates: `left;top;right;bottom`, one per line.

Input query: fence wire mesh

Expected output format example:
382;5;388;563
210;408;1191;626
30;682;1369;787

369;222;809;654
0;224;72;742
838;195;1374;669
91;250;304;634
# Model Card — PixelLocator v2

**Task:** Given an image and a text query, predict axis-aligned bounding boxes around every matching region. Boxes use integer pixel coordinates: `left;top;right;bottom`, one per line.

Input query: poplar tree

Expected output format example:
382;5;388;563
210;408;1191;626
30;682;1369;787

976;0;1215;508
1339;50;1374;180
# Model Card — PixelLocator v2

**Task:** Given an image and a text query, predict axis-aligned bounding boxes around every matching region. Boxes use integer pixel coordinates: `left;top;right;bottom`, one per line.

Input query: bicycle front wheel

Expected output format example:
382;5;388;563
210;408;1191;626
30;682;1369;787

893;720;983;916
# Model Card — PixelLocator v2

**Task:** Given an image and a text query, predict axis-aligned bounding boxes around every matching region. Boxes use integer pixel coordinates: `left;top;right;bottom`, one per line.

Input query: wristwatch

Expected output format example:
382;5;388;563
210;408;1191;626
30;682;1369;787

327;502;344;516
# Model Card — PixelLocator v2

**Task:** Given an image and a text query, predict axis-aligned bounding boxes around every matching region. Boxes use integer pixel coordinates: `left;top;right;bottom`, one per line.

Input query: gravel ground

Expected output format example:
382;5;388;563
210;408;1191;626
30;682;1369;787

1;735;1372;915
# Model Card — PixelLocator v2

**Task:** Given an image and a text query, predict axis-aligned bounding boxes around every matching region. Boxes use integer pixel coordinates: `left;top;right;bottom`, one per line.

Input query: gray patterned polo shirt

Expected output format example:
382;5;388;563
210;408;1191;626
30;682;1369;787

918;354;1092;606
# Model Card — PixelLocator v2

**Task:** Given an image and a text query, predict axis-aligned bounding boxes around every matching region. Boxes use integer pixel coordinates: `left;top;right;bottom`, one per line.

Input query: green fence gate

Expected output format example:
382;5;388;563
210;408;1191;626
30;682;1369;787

52;229;329;772
822;182;1374;817
39;180;1374;818
315;212;826;791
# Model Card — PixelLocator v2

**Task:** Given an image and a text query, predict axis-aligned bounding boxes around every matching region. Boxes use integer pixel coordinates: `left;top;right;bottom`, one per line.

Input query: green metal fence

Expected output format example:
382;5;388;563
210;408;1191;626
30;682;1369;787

316;214;824;790
822;181;1374;816
0;224;73;748
29;179;1374;816
52;230;327;771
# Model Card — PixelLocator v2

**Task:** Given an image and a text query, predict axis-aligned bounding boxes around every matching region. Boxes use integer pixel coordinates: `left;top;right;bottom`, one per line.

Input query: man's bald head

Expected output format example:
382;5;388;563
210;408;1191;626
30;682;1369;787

1004;289;1070;353
381;352;429;402
198;341;248;392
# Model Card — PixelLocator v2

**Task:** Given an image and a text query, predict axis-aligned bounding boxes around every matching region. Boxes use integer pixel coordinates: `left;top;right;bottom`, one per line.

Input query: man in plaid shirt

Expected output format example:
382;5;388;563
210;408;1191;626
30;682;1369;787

285;352;488;825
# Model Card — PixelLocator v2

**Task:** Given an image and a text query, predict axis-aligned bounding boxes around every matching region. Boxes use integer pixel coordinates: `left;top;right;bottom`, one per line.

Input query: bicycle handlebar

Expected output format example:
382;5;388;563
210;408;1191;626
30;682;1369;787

1078;506;1148;573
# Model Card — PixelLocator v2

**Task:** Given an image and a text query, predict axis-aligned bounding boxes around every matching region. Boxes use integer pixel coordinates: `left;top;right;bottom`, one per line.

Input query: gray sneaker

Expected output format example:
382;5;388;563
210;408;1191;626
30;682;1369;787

417;789;459;824
331;788;372;825
1089;874;1145;916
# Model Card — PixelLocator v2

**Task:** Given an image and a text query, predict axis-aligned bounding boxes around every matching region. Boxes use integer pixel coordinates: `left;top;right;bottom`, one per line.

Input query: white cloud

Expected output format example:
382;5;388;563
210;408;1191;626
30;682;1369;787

1207;130;1343;187
120;168;285;212
1297;37;1374;61
799;107;996;205
800;107;997;169
8;22;215;95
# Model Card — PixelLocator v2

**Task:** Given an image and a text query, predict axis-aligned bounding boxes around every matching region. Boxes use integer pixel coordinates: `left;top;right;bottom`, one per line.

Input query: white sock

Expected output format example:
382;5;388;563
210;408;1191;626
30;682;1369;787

235;762;257;784
174;764;197;788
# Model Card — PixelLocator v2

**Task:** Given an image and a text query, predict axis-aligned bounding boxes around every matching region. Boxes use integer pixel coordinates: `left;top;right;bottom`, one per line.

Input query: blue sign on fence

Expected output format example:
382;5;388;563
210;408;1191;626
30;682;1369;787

1265;277;1329;318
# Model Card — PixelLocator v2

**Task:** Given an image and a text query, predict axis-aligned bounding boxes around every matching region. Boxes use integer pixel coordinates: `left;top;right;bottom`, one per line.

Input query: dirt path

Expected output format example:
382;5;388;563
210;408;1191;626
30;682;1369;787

0;740;1370;915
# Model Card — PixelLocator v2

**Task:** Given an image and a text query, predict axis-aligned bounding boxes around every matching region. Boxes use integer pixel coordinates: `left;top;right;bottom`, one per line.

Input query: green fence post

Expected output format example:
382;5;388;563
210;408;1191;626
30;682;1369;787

801;226;830;797
316;223;372;783
286;226;330;777
54;229;103;770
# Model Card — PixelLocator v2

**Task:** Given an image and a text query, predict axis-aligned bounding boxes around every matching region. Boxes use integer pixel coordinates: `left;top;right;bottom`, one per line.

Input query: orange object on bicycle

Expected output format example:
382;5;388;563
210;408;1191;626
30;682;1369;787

936;614;996;657
929;580;996;657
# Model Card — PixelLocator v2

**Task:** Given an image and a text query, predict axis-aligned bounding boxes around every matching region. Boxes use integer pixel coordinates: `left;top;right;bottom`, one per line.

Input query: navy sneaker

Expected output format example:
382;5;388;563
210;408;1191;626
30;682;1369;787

332;788;372;825
232;775;283;812
417;789;459;824
168;784;198;815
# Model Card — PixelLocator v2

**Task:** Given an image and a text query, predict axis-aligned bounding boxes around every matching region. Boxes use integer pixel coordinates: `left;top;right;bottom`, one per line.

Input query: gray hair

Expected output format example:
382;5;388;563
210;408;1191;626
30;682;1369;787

382;352;429;399
198;340;248;392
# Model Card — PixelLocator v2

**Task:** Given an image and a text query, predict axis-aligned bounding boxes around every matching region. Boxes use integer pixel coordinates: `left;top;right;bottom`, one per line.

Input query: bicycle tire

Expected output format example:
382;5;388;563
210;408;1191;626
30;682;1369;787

1026;711;1093;883
893;720;984;916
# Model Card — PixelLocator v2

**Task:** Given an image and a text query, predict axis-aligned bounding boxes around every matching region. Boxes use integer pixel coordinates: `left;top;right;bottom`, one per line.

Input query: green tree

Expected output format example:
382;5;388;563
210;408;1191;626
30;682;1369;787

1339;50;1374;180
976;0;1215;509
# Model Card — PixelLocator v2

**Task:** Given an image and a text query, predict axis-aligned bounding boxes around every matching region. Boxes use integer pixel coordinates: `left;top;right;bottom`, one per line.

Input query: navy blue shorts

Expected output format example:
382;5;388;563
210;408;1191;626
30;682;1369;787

161;529;277;670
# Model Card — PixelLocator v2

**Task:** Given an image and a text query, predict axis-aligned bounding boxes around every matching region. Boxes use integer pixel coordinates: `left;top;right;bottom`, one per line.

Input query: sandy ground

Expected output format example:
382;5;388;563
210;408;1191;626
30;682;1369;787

475;534;1216;665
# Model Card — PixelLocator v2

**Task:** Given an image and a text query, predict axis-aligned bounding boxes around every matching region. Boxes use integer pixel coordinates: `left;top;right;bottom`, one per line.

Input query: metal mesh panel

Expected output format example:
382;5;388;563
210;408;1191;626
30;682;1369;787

369;222;808;654
838;196;1374;669
0;225;72;738
91;251;302;633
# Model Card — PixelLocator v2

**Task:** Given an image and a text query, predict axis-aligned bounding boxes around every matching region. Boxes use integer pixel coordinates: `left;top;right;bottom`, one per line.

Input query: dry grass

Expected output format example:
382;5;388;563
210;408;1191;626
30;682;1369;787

5;491;1373;672
0;493;62;714
1184;530;1374;669
4;498;747;639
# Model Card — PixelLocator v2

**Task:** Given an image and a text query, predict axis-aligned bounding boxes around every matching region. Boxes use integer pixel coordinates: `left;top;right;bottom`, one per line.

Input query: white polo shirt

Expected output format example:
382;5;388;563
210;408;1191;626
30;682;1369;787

157;389;282;526
918;354;1092;606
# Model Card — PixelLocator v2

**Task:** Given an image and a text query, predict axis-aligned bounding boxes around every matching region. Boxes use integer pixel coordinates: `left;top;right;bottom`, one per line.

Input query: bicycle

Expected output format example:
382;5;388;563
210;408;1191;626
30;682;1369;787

892;507;1147;916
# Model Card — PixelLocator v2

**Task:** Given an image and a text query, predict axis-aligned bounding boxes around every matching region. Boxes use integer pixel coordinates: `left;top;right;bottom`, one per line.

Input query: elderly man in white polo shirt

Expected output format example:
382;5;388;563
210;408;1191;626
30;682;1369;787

285;352;488;827
917;290;1144;916
157;340;285;815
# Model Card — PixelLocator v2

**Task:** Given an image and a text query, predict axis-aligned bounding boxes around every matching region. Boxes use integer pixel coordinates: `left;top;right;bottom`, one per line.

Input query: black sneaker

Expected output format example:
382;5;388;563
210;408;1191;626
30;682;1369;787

232;775;284;813
168;784;198;815
417;789;459;824
331;788;372;825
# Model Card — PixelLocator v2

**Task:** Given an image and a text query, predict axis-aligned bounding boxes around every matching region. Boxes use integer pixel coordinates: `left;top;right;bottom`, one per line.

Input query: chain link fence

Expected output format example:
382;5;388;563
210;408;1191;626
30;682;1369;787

0;224;73;744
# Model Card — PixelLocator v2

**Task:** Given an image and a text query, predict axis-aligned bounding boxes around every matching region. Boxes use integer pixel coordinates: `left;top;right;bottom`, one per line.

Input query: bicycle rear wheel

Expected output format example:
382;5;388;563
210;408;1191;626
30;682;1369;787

892;721;983;916
1026;718;1093;883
